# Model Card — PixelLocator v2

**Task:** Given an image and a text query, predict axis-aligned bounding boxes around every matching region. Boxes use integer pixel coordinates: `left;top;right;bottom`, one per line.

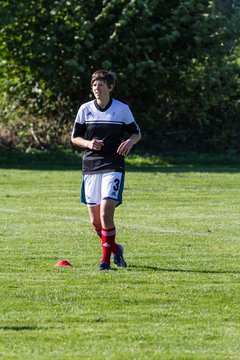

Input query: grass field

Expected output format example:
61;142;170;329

0;150;240;359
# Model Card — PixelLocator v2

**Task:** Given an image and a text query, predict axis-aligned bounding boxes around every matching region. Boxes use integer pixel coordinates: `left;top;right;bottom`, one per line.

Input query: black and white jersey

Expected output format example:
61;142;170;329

72;98;141;174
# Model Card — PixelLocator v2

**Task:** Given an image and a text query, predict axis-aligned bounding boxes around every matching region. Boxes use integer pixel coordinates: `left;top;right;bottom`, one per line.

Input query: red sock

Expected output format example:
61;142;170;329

101;227;119;263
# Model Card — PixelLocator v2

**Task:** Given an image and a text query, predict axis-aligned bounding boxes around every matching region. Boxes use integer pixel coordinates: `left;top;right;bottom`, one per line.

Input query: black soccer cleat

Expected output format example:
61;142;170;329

113;244;127;268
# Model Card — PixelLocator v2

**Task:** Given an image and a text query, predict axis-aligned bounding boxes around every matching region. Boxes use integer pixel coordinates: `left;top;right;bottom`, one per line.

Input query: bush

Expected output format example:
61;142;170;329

0;0;239;152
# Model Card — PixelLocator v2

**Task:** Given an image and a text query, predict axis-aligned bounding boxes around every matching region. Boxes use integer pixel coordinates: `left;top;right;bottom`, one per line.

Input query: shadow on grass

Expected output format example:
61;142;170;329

0;149;239;172
128;264;240;275
0;326;43;331
0;149;82;171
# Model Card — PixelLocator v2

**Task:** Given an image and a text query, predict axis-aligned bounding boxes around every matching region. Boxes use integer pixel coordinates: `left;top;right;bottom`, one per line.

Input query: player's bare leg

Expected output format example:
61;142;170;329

100;199;116;229
88;205;101;238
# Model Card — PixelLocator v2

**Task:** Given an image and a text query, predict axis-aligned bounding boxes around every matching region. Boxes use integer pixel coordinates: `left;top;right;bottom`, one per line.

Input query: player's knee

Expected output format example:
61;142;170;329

91;219;101;232
100;213;114;228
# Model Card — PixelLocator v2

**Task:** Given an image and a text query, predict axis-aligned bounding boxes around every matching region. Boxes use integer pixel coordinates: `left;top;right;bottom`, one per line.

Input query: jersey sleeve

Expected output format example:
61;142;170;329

123;105;141;136
71;105;86;138
124;121;141;135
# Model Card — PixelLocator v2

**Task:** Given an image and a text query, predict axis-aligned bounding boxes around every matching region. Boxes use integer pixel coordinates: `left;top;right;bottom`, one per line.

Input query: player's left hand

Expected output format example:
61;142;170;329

117;139;134;155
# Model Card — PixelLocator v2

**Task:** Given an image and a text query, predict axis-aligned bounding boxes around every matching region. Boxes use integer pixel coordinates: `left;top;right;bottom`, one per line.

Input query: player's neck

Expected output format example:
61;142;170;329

96;96;110;109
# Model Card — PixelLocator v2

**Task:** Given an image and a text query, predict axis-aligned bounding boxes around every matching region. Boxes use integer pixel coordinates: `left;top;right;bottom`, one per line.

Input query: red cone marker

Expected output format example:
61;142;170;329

54;260;73;267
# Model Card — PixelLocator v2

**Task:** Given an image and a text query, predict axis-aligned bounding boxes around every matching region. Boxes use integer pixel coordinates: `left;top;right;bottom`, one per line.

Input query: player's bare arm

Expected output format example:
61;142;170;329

117;133;141;155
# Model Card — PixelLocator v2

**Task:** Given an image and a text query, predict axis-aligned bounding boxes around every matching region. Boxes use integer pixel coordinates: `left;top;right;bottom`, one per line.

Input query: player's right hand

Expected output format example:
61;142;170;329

87;139;104;151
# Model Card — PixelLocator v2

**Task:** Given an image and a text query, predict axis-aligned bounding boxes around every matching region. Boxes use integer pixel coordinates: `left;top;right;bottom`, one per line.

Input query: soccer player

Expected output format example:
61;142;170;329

71;70;141;270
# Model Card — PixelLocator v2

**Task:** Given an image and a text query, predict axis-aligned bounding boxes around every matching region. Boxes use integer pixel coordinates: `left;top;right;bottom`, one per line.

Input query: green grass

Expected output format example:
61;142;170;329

0;151;240;359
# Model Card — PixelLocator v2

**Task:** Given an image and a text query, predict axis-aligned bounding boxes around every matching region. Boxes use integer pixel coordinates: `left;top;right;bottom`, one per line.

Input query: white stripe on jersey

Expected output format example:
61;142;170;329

85;120;124;125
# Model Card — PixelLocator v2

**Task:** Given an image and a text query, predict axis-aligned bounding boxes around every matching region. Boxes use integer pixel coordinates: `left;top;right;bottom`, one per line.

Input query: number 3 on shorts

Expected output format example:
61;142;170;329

103;172;124;205
113;178;120;191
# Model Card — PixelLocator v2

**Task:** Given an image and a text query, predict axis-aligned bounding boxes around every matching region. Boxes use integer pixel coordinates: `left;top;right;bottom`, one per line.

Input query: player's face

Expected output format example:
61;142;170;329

92;80;112;103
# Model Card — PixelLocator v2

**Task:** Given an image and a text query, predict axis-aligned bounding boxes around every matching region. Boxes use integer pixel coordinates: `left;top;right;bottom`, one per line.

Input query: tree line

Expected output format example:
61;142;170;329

0;0;239;152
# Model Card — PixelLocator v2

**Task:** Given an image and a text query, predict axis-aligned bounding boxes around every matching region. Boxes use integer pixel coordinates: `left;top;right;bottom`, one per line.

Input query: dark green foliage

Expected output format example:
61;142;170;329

0;0;239;151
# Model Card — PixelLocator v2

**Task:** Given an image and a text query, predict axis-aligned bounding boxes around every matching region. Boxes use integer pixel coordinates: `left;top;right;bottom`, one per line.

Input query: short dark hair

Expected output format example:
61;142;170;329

91;70;116;89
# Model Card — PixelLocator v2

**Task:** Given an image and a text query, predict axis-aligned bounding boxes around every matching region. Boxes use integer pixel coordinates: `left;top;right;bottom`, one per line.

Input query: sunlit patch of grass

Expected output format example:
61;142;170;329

0;153;240;359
